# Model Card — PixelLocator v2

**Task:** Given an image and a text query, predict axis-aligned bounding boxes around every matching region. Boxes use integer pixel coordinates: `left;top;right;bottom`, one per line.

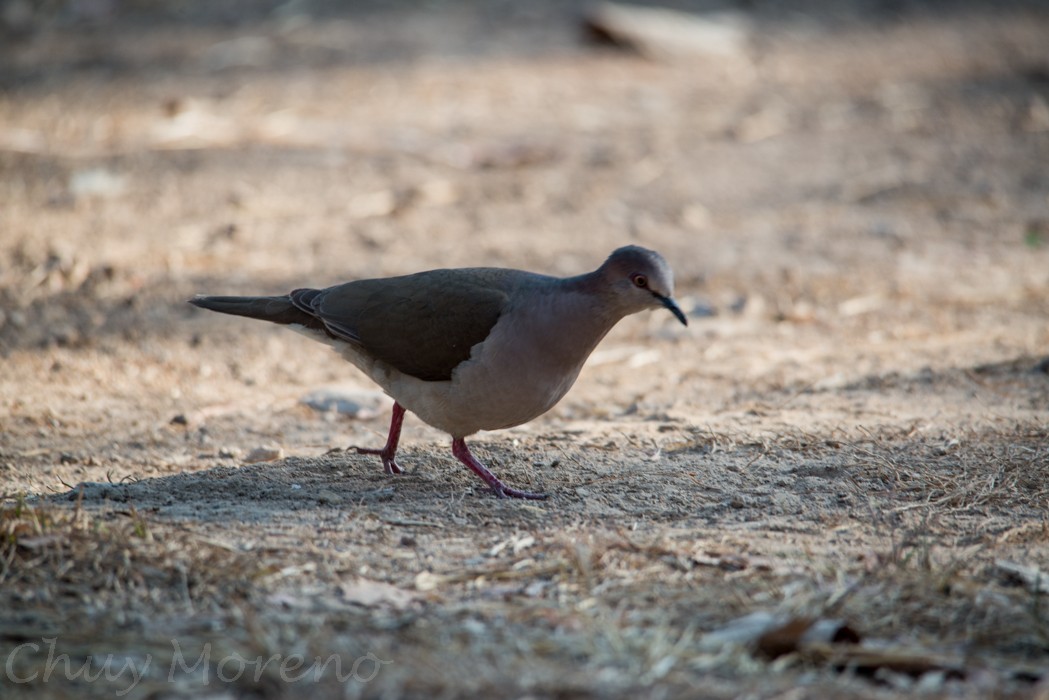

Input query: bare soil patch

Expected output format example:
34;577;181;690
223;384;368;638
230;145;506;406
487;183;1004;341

2;2;1048;698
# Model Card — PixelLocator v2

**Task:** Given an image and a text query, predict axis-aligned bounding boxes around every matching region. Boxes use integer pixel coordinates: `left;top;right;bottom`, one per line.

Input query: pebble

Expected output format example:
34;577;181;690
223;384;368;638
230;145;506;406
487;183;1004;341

300;385;391;419
244;446;283;463
300;386;394;419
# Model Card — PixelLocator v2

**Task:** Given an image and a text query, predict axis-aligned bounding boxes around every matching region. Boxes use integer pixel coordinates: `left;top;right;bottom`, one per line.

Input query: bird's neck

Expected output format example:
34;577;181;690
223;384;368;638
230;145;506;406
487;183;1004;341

532;274;626;365
561;270;626;325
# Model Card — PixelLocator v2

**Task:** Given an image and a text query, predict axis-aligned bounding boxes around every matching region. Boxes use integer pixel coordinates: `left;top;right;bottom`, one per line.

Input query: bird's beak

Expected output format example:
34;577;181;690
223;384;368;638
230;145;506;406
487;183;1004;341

657;294;688;326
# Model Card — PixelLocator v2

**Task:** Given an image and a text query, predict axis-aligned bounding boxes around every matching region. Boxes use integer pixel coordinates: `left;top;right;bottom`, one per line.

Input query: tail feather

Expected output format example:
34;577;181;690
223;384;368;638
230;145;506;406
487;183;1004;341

189;294;326;332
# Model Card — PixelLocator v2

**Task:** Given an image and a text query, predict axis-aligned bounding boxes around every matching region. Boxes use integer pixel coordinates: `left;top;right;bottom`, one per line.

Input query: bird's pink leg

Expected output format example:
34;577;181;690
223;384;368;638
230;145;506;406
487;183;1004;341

451;438;548;500
354;402;405;475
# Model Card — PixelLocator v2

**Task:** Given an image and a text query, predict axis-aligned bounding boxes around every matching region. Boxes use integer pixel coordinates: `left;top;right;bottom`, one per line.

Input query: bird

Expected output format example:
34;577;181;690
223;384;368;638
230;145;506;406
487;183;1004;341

189;245;687;500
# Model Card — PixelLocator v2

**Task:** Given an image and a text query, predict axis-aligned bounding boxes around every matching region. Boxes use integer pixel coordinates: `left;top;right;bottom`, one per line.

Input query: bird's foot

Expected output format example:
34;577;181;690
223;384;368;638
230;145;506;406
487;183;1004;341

451;438;548;500
353;446;403;475
493;483;549;500
352;402;407;475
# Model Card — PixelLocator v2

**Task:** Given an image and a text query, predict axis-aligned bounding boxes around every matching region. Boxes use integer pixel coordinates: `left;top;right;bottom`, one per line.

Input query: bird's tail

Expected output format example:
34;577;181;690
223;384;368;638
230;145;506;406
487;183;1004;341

189;294;324;331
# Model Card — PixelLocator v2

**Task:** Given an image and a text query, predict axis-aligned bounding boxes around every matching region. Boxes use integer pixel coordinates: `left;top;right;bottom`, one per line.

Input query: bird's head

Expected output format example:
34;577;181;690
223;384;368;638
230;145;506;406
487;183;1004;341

599;245;687;326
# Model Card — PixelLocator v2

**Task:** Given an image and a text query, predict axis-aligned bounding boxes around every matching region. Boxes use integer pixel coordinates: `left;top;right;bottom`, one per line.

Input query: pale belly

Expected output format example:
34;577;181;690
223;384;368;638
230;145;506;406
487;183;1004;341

389;334;586;437
296;292;609;438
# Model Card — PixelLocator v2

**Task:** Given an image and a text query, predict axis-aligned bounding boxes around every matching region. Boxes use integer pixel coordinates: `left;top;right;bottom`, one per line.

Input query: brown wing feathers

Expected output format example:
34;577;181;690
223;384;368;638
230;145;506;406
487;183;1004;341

193;271;512;382
306;273;509;381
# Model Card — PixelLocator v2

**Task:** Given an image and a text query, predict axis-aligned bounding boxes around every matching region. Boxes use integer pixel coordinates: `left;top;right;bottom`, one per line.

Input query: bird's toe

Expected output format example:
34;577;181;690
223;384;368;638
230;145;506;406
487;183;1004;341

352;446;404;475
496;485;548;500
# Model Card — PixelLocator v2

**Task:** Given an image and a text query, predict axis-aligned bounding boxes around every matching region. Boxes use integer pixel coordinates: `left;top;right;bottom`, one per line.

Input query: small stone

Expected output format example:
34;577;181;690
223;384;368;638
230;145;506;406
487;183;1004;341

244;446;283;463
300;385;392;419
69;168;127;199
414;571;440;591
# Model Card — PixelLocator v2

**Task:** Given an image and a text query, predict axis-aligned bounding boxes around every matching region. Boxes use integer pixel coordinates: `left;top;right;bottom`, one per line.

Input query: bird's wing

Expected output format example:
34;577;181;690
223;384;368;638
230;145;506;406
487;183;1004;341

293;270;512;382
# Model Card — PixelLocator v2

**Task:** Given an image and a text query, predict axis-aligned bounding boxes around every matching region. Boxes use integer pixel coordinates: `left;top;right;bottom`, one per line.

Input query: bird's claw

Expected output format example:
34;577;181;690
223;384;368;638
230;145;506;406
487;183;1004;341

353;446;404;475
451;437;546;500
494;485;549;500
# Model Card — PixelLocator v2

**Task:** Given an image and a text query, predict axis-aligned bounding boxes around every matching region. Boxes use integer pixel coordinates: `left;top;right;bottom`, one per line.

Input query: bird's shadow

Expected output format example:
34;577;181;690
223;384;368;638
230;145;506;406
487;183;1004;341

40;450;550;526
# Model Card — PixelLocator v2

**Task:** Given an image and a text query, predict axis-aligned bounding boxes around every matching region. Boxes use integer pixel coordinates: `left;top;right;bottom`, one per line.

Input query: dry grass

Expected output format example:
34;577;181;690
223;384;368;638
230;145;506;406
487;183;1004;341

0;493;261;613
3;423;1047;698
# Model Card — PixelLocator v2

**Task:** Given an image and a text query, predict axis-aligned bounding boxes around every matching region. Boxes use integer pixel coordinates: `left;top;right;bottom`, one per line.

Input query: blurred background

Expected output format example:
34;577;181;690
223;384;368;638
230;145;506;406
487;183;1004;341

2;0;1047;332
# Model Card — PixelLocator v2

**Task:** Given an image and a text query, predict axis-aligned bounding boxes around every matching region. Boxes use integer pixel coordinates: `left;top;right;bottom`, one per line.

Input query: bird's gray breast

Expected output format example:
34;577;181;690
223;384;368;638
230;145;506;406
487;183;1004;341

444;289;609;431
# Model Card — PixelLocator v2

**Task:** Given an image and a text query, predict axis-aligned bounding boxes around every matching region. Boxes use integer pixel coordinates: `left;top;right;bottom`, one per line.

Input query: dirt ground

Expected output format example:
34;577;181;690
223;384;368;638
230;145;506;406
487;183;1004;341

2;1;1048;698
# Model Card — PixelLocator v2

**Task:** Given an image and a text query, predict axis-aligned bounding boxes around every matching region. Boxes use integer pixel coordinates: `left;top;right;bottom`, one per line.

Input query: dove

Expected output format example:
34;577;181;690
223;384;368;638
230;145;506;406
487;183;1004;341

190;245;686;499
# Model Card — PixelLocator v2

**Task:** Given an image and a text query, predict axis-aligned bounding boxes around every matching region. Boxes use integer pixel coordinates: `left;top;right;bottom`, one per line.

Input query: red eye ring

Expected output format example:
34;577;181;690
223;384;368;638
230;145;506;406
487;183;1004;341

631;274;649;289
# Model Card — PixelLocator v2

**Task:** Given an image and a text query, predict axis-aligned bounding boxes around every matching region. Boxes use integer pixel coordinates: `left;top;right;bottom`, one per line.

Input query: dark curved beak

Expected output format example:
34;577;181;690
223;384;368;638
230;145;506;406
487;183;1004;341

656;294;688;326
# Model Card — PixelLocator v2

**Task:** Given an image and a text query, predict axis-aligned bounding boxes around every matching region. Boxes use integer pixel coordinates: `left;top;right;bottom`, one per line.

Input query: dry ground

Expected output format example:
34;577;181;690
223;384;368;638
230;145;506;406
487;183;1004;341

1;1;1048;698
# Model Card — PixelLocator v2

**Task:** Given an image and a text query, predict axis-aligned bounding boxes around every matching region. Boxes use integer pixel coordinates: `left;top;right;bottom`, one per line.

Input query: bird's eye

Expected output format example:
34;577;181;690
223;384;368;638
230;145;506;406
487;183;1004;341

631;274;649;289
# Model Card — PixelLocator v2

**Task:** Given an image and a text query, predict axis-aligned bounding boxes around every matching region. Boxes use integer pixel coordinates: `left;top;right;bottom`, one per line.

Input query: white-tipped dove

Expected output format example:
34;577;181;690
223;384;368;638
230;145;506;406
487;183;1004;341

190;246;686;499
